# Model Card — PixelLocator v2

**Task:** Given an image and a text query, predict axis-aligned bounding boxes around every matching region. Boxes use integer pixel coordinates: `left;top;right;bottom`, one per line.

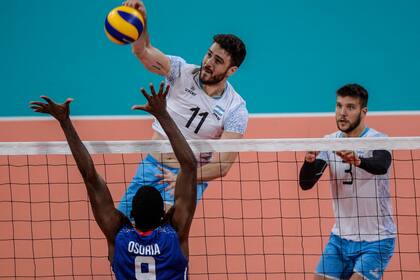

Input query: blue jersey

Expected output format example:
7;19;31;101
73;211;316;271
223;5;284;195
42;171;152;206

112;223;188;280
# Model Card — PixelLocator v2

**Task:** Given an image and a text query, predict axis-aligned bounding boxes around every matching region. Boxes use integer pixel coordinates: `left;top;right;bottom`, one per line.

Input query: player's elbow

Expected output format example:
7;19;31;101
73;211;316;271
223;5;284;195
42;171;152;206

299;180;315;191
220;163;233;177
371;167;389;175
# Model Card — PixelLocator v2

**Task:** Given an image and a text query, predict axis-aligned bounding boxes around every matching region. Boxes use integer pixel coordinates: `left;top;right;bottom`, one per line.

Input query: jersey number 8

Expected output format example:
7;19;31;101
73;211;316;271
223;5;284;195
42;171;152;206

135;256;156;280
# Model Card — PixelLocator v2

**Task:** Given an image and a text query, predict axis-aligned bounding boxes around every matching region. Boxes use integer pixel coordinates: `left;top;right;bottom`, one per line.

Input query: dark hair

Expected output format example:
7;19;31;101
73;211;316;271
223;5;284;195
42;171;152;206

131;186;164;231
336;83;368;108
213;34;246;67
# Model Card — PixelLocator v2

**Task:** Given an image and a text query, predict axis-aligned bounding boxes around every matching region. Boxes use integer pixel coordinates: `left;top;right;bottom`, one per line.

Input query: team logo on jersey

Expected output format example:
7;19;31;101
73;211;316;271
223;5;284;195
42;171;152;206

213;105;225;120
185;86;197;96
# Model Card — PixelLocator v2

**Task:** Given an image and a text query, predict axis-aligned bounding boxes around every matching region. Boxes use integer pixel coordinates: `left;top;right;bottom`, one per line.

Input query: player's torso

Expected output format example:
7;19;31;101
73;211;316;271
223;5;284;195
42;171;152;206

153;65;241;140
324;128;389;197
112;225;188;280
322;128;396;240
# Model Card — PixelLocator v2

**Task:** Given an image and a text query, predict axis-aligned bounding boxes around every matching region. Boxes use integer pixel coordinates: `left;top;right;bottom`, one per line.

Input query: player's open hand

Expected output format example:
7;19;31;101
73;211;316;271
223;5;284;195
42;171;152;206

122;0;147;21
336;150;361;166
156;166;177;197
29;96;73;122
132;82;169;117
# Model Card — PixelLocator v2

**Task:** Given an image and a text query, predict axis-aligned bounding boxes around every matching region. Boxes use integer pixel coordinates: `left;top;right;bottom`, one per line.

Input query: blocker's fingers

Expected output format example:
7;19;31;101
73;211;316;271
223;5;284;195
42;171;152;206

158;81;165;94
131;104;147;111
40;96;54;104
140;88;151;101
64;98;73;105
149;83;157;96
163;84;170;98
29;101;46;107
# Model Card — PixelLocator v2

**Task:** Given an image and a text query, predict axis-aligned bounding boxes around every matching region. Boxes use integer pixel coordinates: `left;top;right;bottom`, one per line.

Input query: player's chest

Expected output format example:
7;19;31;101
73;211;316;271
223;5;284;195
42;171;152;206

167;82;230;138
329;150;374;189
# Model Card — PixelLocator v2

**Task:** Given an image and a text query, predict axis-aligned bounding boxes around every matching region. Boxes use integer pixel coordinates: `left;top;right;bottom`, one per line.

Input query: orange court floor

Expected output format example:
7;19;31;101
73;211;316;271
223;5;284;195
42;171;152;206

1;113;420;279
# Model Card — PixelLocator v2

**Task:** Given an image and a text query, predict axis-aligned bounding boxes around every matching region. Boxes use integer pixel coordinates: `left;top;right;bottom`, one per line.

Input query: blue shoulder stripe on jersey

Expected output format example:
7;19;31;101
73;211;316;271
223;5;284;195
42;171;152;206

360;127;370;137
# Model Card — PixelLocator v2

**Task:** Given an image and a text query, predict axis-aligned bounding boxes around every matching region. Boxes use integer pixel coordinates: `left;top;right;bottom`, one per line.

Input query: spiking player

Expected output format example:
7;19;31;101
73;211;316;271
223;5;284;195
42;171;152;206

299;84;396;280
119;0;248;216
30;82;198;279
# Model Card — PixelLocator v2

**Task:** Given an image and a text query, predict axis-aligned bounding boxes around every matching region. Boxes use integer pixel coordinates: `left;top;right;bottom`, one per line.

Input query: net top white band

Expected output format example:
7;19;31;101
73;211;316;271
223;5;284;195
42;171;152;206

1;137;420;155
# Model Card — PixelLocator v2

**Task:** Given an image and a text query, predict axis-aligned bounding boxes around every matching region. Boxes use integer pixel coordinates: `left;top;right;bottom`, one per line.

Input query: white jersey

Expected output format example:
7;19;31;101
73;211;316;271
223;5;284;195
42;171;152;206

317;127;396;242
152;56;248;162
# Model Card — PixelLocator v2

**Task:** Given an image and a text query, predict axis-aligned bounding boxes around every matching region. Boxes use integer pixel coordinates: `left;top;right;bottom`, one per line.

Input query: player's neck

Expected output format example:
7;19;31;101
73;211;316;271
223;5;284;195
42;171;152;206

202;81;227;98
136;228;154;236
344;124;367;138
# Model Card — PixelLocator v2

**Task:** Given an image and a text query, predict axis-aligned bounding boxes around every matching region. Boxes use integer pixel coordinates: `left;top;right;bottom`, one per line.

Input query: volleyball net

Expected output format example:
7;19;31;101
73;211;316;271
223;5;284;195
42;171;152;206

1;137;420;279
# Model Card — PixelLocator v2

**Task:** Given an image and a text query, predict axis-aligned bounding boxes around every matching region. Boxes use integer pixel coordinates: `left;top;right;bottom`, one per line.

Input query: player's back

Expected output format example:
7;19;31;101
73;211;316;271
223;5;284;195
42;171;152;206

112;223;188;280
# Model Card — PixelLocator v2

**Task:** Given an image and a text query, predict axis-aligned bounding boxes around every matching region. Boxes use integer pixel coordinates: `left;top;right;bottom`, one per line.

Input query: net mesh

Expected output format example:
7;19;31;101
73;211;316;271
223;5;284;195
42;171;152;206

1;137;420;279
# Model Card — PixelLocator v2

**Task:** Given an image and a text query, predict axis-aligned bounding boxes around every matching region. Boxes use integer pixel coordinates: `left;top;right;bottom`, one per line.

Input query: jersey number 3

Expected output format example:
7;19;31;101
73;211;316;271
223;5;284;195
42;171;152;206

186;107;209;134
343;163;354;185
135;256;156;280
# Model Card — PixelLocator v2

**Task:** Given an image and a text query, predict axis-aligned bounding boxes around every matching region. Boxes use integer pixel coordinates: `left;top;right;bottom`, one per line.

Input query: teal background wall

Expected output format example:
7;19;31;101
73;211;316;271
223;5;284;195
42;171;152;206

1;0;419;117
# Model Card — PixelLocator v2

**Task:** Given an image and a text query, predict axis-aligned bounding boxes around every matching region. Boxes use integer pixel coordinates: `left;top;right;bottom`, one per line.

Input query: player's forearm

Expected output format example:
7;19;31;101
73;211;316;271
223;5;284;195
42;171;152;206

155;113;197;172
299;159;327;190
59;119;98;182
197;161;233;183
196;151;238;182
358;150;392;175
60;119;121;237
131;29;150;56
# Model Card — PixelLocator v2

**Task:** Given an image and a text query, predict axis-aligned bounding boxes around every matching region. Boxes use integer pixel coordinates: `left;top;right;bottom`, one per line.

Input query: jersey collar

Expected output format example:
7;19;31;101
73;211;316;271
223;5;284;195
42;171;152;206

339;127;370;138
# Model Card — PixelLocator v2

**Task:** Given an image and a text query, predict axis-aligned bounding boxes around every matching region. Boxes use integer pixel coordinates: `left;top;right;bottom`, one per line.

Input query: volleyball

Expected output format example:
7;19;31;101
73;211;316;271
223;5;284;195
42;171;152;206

104;6;145;45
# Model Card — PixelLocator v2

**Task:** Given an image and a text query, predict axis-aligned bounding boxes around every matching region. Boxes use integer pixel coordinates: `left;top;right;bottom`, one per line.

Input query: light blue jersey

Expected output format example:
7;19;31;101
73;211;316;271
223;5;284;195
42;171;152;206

112;224;188;280
318;127;396;242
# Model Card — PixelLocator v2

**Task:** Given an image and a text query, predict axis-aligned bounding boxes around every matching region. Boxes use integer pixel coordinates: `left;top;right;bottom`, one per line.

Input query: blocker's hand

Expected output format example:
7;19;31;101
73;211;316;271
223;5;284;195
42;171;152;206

132;81;170;118
29;96;73;123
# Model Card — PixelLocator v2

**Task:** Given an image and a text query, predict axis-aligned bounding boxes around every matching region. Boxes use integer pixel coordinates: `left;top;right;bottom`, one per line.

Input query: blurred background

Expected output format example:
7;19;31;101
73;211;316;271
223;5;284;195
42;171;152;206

1;0;420;117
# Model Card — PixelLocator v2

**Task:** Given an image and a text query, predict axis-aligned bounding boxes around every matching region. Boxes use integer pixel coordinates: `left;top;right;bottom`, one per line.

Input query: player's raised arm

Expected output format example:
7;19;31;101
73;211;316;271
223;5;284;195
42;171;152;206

29;97;127;248
132;82;198;258
123;0;171;76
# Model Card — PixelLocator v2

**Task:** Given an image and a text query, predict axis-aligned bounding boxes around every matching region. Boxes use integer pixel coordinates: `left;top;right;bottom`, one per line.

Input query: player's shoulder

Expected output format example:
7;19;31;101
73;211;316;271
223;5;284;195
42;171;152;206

114;223;136;242
364;127;388;138
158;223;178;235
323;131;342;139
167;55;197;72
156;224;180;243
225;82;247;109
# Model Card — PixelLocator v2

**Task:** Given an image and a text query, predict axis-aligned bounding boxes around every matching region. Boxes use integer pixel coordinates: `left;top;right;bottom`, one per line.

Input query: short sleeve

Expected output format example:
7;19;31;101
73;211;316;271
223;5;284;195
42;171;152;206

224;103;249;134
166;55;186;85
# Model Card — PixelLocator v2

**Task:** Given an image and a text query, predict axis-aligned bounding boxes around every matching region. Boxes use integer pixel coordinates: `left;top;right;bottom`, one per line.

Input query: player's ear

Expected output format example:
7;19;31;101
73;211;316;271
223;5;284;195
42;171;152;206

362;107;368;115
226;65;238;77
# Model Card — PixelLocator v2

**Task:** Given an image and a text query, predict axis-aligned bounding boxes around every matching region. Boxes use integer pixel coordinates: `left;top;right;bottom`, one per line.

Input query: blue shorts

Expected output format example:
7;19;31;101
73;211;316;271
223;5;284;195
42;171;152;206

316;234;395;280
118;154;208;218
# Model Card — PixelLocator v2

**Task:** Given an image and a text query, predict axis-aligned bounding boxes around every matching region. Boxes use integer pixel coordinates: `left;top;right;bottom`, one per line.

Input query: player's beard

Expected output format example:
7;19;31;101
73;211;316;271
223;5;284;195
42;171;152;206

199;64;228;85
336;112;362;134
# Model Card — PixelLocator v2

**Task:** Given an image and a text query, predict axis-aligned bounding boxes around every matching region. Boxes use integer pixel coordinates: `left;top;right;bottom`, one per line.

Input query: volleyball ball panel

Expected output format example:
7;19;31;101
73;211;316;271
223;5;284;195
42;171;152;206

105;6;145;45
